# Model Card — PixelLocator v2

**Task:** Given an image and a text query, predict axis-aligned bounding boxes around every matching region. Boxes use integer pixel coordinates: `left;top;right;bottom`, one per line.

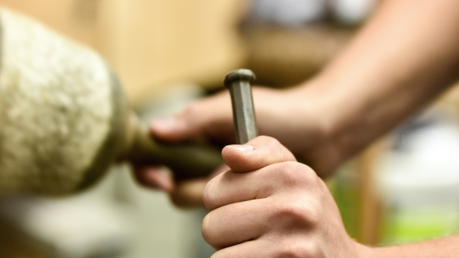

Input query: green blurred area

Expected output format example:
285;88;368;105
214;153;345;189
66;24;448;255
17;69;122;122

328;164;459;246
379;206;459;245
327;164;361;241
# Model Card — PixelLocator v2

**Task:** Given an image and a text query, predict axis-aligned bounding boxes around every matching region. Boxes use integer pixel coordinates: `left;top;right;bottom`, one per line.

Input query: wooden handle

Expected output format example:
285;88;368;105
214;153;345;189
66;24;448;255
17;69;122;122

122;113;223;179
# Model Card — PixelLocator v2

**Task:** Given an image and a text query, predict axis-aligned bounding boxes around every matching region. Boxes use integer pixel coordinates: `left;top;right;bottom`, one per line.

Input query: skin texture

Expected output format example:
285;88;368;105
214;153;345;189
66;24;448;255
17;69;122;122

202;136;366;258
201;136;459;258
135;87;325;206
134;0;459;256
137;0;459;202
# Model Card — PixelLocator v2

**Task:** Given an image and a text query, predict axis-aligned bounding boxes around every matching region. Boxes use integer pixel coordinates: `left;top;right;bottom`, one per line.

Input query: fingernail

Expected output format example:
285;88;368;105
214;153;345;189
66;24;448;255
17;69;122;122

229;144;254;153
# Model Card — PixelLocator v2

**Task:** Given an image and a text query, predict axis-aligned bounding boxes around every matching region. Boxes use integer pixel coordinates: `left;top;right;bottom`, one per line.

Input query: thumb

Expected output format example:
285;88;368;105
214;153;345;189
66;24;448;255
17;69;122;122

150;93;234;143
150;116;197;142
222;136;297;173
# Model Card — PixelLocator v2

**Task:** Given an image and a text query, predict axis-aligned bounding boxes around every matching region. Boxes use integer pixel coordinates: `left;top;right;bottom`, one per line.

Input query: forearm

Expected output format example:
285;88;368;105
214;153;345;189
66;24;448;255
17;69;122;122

363;235;459;258
296;0;459;168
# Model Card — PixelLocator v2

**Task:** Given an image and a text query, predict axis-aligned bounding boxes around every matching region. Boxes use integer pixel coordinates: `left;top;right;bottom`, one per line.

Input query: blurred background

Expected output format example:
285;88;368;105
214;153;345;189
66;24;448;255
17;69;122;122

1;0;459;257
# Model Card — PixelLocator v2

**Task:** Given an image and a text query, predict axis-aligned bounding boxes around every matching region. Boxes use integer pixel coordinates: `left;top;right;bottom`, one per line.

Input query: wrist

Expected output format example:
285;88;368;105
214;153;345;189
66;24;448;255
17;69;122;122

283;78;347;177
293;71;384;176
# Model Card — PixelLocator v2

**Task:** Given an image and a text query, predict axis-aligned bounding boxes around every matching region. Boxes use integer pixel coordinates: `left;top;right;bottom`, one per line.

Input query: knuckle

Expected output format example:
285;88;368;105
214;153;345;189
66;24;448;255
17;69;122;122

259;136;286;153
260;136;296;161
272;201;319;228
259;135;282;146
276;241;318;258
280;162;303;183
271;162;317;187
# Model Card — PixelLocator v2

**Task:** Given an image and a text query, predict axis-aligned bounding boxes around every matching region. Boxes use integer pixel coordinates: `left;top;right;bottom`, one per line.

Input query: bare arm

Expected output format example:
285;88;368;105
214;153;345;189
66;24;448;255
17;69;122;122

293;0;459;175
370;235;459;258
139;0;459;205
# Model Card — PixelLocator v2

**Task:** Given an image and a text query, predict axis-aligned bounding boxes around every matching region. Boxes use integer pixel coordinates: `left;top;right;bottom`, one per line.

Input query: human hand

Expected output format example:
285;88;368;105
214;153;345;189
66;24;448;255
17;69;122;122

134;83;342;207
149;85;341;177
133;163;228;207
202;136;368;257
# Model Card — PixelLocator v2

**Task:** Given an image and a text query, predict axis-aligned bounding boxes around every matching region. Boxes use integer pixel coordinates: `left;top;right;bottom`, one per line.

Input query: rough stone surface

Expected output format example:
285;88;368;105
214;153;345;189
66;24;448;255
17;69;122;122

0;9;113;194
